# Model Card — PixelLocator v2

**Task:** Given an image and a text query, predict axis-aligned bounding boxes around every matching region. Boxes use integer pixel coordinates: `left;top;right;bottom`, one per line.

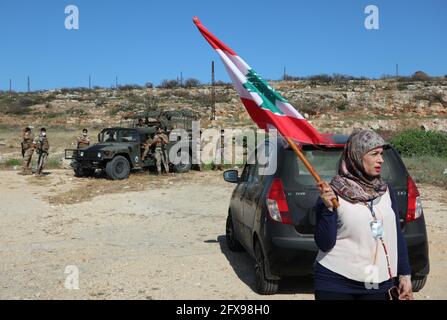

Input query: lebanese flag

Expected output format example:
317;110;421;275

193;17;334;146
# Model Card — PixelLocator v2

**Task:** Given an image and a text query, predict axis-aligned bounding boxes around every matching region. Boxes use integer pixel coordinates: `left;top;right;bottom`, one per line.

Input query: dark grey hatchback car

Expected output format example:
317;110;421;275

223;135;429;295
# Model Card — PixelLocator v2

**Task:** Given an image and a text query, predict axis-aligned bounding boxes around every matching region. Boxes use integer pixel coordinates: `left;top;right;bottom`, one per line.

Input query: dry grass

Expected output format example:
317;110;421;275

0;125;101;155
0;125;103;170
402;156;447;188
47;170;210;205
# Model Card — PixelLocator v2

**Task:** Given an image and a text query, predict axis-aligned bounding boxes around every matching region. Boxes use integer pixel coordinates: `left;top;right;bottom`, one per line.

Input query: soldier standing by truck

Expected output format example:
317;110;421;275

136;118;145;127
77;128;90;149
153;127;169;175
20;127;34;175
141;134;153;162
34;128;50;176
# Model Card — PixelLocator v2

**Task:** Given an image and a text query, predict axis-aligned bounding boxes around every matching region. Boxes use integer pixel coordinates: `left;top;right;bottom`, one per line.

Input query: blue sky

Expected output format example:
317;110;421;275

0;0;446;91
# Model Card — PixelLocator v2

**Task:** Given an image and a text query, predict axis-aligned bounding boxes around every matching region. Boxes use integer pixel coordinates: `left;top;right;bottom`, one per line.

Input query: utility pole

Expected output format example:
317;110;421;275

283;67;286;81
211;61;216;121
396;64;399;78
115;76;118;89
89;75;91;89
9;78;12;94
180;71;183;87
27;76;30;93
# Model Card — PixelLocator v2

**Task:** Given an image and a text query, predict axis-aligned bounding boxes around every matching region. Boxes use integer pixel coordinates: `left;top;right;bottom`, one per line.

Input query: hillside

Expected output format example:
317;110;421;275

1;78;446;135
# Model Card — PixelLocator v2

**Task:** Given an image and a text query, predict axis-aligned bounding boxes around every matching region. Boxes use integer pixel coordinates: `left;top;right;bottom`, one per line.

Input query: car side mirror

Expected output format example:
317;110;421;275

98;133;100;142
223;170;239;183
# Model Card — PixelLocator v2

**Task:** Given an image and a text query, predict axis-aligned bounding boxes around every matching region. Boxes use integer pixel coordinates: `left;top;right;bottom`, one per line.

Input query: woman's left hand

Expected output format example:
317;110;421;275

398;275;414;300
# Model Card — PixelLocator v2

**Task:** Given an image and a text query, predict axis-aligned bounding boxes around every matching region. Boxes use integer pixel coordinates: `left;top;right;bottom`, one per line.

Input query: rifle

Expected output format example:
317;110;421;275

21;142;25;158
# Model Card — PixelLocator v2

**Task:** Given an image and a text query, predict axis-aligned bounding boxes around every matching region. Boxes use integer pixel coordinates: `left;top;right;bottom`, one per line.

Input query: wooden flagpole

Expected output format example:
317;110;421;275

285;137;339;208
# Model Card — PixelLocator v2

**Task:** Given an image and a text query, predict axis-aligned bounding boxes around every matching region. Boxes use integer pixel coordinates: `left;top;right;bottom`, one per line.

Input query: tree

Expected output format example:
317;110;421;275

184;78;201;88
159;79;180;89
412;71;431;81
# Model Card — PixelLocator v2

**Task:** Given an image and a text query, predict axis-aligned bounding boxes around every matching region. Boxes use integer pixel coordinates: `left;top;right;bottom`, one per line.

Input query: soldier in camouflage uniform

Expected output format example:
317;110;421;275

20;127;34;175
153;127;169;175
34;128;50;176
141;135;154;162
77;128;90;149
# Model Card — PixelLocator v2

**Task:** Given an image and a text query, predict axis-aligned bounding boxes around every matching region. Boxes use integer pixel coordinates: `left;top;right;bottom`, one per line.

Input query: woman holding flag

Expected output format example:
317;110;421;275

193;18;412;300
314;129;413;300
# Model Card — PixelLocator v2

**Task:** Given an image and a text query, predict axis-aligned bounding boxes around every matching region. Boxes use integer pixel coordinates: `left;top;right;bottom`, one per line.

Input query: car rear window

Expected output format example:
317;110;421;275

281;146;407;188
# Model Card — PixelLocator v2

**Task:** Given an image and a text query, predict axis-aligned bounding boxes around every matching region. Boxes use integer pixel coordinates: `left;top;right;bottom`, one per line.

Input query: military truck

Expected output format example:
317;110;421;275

65;126;194;180
123;110;198;132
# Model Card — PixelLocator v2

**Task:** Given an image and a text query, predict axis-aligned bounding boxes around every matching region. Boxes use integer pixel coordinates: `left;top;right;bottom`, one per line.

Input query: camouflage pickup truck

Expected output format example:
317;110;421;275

65;126;193;180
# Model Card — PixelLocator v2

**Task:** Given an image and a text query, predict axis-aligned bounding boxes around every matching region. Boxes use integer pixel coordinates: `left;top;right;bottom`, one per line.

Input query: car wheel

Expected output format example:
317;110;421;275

106;155;130;180
226;215;244;252
412;275;427;292
254;241;279;295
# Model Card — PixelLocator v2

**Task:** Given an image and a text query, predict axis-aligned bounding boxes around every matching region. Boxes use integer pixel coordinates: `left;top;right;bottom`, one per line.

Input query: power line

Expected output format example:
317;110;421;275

211;61;216;121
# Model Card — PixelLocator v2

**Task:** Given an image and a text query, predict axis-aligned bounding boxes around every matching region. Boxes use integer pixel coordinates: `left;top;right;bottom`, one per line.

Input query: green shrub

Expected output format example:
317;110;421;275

396;83;407;91
46;156;63;169
0;93;46;114
5;158;21;166
390;129;447;157
118;84;144;91
201;162;236;171
184;78;201;88
412;71;431;81
214;80;230;86
158;79;180;89
335;101;347;111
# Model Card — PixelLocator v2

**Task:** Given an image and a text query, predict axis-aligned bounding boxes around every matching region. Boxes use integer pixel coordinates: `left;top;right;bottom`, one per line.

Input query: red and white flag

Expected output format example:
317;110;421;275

193;17;335;146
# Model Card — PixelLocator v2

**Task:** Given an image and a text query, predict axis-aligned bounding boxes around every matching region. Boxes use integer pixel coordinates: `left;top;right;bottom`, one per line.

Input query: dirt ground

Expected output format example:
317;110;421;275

0;169;445;300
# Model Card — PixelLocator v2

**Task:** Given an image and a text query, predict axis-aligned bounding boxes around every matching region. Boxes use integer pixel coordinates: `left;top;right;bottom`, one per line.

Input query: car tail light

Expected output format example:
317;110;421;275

406;176;423;222
266;178;293;224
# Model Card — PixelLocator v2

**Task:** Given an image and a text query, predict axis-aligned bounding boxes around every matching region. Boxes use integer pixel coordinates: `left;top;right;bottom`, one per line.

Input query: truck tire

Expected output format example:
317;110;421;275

172;152;192;173
74;166;95;177
74;166;84;177
106;155;130;180
84;168;96;177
